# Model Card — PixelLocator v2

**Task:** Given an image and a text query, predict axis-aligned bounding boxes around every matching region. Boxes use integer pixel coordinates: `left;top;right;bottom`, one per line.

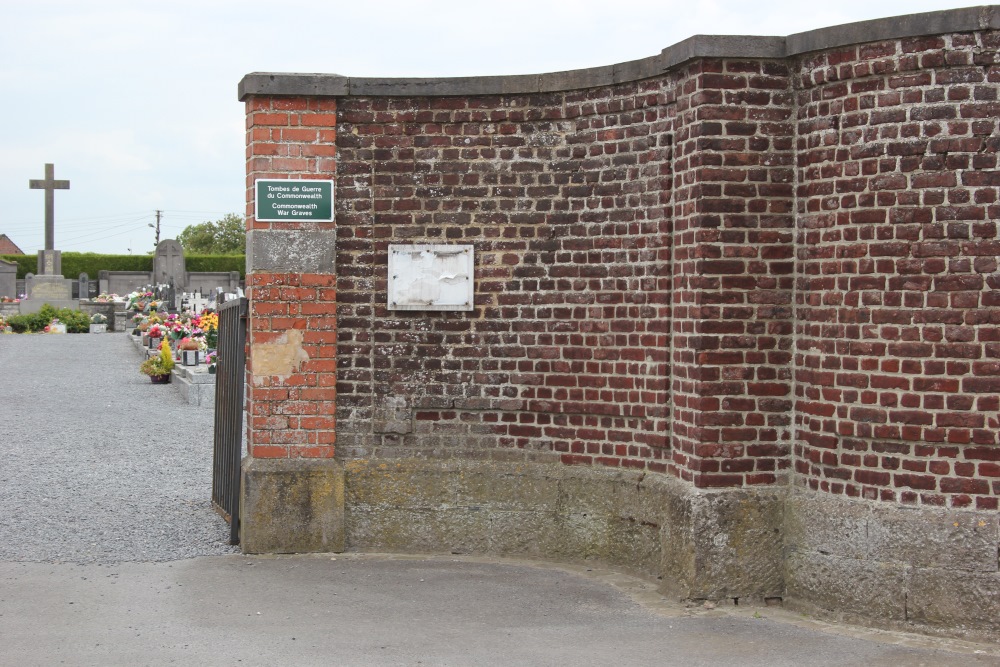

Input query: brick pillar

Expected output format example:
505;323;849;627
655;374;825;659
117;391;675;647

669;58;796;489
240;95;344;553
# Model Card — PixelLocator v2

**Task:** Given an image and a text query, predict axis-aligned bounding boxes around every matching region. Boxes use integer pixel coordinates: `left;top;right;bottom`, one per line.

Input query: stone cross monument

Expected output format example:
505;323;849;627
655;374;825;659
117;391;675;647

23;162;74;311
28;163;70;276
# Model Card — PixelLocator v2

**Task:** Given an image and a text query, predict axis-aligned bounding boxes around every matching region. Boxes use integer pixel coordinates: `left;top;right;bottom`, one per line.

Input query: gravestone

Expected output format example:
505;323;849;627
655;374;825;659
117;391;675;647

153;239;185;286
182;292;210;313
0;259;16;300
165;281;178;312
78;273;90;300
24;273;73;307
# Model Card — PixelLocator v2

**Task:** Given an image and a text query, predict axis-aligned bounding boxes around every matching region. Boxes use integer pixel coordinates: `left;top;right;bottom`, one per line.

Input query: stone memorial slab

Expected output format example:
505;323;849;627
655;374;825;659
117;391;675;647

26;275;72;301
153;239;186;286
79;272;90;300
0;259;16;300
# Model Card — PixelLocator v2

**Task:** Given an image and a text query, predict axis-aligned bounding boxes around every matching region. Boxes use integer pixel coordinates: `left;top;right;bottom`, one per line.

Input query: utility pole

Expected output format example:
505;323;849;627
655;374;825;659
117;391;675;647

149;210;162;248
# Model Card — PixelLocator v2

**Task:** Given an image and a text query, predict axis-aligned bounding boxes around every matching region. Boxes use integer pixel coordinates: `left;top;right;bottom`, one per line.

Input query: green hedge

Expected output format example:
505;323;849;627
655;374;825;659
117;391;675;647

186;255;245;276
6;304;90;333
0;254;37;277
0;253;245;279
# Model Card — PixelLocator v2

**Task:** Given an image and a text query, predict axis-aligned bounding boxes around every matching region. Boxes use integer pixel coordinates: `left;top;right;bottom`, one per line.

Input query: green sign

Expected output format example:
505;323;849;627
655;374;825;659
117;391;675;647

255;179;334;222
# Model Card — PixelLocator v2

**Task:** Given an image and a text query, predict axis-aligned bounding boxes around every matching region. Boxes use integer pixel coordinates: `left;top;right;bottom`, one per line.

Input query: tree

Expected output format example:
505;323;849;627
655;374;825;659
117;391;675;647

176;213;246;254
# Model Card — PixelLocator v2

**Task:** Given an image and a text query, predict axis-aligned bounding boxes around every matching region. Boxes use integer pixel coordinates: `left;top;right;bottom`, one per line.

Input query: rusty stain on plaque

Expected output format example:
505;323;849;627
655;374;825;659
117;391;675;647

387;244;474;311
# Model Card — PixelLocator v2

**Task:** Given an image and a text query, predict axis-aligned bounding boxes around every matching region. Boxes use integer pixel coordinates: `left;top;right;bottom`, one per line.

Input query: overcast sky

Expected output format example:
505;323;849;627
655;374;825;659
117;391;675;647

0;1;980;255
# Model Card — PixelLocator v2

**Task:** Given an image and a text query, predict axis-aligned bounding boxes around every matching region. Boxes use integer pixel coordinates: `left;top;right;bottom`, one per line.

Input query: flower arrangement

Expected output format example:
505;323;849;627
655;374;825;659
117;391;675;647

196;311;219;332
91;313;108;324
94;293;122;303
169;323;192;340
140;339;175;378
196;311;219;349
132;314;145;325
147;323;166;338
0;296;19;303
177;337;202;351
126;290;154;311
43;318;65;334
206;350;218;374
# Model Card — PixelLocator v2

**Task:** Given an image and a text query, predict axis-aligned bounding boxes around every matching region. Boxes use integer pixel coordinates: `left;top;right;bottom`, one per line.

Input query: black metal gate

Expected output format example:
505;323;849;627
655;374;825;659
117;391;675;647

212;296;248;544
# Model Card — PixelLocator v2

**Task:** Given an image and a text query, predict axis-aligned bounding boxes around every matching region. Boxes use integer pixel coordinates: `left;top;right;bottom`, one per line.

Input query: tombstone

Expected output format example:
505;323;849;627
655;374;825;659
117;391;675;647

153;239;186;286
78;273;90;301
0;259;16;300
183;292;210;314
208;287;225;309
22;272;74;312
165;280;178;313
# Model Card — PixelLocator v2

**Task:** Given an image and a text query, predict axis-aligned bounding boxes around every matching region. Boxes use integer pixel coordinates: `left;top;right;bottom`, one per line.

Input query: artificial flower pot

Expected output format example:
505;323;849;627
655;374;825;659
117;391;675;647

148;336;161;350
208;365;216;375
181;350;199;366
89;324;107;334
149;373;171;384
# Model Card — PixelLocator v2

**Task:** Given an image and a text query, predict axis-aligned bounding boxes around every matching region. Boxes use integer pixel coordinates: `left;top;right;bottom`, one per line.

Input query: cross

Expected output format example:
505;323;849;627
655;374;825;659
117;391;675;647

29;163;70;251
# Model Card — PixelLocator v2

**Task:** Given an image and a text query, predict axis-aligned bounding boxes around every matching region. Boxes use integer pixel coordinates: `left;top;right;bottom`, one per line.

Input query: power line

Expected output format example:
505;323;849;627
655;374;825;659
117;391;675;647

0;213;155;234
56;215;153;244
60;227;154;249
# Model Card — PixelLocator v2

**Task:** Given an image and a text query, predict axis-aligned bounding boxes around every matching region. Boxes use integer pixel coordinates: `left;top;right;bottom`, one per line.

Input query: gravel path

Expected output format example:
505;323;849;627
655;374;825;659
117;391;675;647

0;332;238;563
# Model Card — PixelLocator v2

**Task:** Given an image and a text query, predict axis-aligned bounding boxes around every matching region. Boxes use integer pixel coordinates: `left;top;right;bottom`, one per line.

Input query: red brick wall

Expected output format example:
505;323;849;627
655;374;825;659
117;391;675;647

244;97;339;459
794;33;1000;510
334;83;674;470
242;26;1000;509
669;59;796;488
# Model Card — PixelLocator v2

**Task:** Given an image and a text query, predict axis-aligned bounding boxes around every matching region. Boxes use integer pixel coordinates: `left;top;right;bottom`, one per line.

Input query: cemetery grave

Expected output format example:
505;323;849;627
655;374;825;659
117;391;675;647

125;285;243;409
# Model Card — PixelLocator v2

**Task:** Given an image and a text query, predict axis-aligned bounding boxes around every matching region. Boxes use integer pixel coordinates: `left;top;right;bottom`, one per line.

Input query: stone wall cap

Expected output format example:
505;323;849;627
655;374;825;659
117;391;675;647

239;6;1000;100
785;5;1000;55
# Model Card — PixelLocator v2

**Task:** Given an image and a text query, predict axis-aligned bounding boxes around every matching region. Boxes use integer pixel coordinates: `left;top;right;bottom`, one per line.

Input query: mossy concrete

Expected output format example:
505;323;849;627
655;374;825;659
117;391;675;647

240;458;345;554
340;458;784;602
783;488;1000;641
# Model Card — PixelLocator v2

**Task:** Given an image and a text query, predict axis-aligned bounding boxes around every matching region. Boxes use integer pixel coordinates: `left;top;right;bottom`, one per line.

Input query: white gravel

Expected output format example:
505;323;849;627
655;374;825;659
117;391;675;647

0;332;239;563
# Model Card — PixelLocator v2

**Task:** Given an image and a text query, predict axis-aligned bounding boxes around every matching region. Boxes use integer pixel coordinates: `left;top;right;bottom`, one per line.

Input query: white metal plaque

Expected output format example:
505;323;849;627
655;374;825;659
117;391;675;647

388;244;474;311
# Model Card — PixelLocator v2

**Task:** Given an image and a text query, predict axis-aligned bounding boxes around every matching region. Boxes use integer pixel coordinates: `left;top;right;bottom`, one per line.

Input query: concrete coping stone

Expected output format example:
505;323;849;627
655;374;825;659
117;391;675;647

239;6;999;100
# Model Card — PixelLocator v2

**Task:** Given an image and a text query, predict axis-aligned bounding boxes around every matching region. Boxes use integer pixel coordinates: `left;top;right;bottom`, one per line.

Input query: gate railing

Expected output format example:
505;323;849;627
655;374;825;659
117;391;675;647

212;296;248;545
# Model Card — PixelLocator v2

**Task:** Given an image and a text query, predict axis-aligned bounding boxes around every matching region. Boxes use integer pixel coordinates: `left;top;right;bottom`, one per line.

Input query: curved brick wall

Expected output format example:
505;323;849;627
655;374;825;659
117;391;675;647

333;81;674;469
240;6;1000;639
794;32;1000;511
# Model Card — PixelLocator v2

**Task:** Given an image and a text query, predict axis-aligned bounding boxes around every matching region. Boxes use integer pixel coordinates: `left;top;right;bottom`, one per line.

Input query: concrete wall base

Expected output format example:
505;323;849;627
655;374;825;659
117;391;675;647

784;488;1000;642
338;458;783;602
241;458;345;554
